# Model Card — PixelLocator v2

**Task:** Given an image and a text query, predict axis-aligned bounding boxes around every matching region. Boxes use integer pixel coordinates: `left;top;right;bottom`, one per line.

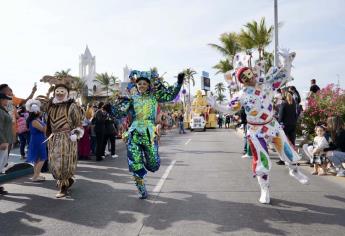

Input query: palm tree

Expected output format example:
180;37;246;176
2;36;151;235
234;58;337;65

215;82;226;97
213;58;233;75
73;77;86;98
209;33;240;96
183;68;197;106
215;93;227;103
263;51;274;72
215;82;227;104
238;17;273;60
208;32;241;60
54;69;72;78
94;73;117;97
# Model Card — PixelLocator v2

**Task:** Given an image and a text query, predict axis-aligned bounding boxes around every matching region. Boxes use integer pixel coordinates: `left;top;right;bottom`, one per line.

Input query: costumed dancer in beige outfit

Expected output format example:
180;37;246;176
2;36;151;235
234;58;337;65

41;75;84;198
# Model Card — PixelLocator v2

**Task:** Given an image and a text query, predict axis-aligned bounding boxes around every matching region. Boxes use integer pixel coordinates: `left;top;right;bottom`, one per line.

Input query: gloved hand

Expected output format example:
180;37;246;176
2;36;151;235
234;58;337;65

70;134;78;142
153;79;163;90
177;72;185;84
70;127;84;140
122;131;129;144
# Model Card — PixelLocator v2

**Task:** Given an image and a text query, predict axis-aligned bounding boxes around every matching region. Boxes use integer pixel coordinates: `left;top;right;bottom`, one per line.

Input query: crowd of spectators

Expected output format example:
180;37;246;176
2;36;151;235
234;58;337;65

1;78;344;196
0;81;179;181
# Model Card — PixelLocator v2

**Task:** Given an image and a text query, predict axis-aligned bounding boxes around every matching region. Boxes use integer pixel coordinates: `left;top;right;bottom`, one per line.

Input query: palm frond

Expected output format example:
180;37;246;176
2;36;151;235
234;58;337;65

213;59;233;75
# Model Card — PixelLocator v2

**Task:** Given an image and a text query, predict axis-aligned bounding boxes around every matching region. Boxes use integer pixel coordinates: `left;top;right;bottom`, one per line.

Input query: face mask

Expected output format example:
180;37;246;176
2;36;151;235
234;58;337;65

55;87;68;101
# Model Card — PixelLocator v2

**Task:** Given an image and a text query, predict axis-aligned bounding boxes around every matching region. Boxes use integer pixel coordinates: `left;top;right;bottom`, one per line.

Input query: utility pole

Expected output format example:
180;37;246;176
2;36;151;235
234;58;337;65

274;0;279;67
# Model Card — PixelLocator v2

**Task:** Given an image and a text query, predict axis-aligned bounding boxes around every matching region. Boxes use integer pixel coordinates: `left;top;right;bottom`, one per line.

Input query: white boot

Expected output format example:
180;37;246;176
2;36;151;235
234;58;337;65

257;175;270;204
288;164;309;184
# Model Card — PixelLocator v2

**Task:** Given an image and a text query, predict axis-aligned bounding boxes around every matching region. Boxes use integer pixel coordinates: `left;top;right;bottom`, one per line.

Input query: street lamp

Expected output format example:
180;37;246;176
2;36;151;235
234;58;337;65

274;0;279;67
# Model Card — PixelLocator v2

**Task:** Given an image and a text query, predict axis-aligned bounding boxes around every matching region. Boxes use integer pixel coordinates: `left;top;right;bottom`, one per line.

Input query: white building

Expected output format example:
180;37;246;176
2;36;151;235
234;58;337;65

120;65;131;95
79;46;99;96
80;46;131;98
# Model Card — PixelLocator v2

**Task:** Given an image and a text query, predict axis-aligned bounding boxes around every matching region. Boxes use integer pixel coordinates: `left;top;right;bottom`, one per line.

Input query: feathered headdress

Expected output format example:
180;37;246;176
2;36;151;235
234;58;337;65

40;75;79;89
40;74;80;97
129;70;160;84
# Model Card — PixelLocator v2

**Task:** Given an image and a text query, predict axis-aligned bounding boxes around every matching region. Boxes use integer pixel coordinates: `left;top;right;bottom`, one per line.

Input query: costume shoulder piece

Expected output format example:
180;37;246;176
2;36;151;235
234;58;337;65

67;102;83;129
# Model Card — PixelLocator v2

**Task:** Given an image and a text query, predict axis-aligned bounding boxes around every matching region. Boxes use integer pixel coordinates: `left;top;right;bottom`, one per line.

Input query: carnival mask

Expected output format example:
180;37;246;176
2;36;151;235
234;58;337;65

54;86;68;101
240;69;255;83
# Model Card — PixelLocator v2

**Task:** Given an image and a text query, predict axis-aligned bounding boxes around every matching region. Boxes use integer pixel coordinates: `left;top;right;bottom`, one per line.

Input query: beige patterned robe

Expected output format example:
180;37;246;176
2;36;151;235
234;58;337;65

46;99;83;188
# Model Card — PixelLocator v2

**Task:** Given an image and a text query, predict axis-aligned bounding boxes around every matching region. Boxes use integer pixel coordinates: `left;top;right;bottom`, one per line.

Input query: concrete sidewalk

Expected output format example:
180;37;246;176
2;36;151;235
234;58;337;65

0;139;123;183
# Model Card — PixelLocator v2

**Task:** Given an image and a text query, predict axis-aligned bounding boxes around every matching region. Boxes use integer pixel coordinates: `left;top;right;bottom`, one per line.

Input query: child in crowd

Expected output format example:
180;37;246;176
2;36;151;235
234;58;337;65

303;125;329;175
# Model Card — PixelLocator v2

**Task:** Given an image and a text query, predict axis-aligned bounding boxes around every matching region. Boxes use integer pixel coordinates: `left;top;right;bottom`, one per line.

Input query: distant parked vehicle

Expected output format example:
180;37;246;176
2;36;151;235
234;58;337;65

190;116;206;132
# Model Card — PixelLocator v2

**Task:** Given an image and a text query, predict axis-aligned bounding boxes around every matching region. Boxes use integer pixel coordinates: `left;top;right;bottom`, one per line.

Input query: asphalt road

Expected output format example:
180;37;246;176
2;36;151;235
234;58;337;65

1;129;345;236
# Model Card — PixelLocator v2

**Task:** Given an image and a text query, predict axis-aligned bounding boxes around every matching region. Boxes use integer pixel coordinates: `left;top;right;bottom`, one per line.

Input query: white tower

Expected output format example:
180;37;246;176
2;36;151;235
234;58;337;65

120;65;131;95
79;45;96;96
123;65;130;83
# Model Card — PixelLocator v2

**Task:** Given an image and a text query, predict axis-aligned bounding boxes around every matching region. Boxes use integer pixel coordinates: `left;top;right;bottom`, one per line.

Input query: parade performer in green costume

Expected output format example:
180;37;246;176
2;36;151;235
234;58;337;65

114;70;184;199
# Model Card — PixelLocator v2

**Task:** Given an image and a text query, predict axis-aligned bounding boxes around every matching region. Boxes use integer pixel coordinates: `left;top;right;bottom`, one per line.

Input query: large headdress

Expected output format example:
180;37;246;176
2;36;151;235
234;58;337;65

40;74;79;93
129;70;159;84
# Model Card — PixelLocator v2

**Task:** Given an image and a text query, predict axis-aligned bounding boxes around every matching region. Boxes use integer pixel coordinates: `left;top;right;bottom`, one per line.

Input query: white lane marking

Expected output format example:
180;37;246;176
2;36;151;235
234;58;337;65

153;160;176;193
185;139;191;145
9;153;21;157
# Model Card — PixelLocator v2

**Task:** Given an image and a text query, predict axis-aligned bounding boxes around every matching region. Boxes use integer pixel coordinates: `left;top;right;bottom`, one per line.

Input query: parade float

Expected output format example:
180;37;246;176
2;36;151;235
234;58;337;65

185;90;217;131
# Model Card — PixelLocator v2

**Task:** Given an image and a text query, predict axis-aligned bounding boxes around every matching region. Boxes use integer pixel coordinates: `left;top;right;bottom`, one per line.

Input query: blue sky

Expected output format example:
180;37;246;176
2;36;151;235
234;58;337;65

0;0;344;99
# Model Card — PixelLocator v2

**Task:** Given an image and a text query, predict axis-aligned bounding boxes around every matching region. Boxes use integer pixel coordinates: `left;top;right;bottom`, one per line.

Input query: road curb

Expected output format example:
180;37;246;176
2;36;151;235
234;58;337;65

0;167;34;184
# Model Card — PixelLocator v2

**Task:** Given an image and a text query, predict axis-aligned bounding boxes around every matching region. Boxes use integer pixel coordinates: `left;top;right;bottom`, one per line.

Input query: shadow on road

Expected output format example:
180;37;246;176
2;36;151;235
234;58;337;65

2;178;345;235
142;191;345;235
0;210;45;235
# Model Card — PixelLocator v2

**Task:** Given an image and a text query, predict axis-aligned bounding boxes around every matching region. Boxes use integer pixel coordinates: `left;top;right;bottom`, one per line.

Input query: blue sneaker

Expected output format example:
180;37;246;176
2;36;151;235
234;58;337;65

134;177;148;199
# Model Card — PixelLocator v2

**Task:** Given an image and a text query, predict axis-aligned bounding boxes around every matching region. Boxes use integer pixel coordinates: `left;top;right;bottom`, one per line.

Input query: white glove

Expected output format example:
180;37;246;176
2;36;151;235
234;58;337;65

70;134;78;142
70;127;85;139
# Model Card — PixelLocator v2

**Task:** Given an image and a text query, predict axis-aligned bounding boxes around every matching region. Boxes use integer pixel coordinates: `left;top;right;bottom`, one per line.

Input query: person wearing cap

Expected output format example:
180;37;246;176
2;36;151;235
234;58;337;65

0;93;13;195
44;82;84;198
114;70;184;199
208;51;309;204
26;99;47;182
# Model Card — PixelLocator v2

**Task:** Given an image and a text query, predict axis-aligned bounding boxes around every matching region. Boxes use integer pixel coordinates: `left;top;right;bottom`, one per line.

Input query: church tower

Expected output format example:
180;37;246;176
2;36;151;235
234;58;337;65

79;45;96;96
